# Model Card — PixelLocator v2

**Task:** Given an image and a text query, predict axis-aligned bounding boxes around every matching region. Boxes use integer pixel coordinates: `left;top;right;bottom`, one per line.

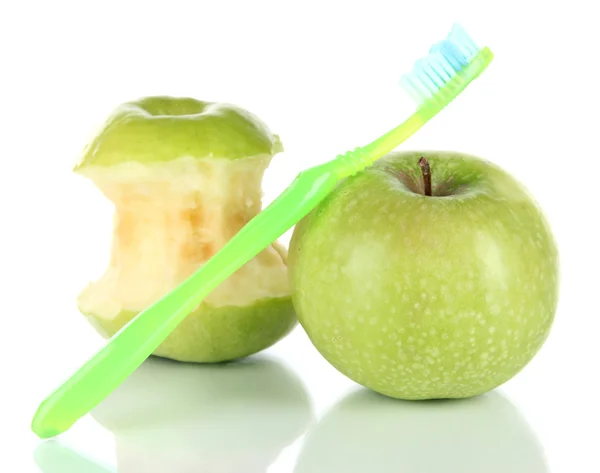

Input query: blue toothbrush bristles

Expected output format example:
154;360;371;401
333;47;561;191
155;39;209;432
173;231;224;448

447;23;479;59
400;23;481;103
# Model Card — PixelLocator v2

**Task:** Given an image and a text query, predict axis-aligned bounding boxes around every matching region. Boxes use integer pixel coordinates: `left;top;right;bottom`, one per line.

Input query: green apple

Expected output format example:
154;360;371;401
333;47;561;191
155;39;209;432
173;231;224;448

289;150;559;399
76;96;296;363
295;389;547;473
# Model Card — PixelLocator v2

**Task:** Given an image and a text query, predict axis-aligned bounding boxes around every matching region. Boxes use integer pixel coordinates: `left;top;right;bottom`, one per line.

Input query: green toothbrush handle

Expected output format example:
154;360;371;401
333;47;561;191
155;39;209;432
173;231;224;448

33;33;494;440
31;109;437;439
31;161;341;439
30;100;459;439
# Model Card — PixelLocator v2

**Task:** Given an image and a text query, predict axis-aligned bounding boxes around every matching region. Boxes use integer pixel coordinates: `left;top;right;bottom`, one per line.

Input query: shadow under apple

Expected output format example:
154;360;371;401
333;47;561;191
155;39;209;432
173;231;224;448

34;356;313;473
294;389;548;473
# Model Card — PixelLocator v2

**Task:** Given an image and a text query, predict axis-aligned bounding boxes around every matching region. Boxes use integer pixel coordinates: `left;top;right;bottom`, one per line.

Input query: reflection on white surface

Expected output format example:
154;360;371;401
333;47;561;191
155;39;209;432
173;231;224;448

34;441;113;473
295;389;549;473
35;356;313;473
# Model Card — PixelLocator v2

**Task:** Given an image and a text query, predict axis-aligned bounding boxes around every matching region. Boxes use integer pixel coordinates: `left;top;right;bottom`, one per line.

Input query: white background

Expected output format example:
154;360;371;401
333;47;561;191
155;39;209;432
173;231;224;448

1;1;599;472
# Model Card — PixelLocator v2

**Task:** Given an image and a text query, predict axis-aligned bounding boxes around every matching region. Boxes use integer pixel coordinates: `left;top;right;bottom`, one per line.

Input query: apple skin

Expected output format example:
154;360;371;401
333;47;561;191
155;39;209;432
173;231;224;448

75;96;283;169
289;150;559;400
83;297;295;363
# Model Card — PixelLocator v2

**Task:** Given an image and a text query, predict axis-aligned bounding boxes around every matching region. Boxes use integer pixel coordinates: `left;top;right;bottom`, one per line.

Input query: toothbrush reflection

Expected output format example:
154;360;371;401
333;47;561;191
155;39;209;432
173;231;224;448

295;389;548;473
37;356;313;473
34;441;113;473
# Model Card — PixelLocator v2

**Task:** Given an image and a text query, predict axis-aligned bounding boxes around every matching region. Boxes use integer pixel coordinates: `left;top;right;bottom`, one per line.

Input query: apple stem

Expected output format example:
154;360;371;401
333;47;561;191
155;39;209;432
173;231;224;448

418;157;432;196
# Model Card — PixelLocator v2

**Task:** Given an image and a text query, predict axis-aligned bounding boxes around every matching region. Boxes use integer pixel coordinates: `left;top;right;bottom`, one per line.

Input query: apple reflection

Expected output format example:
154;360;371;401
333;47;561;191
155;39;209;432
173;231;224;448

295;389;548;473
85;356;313;472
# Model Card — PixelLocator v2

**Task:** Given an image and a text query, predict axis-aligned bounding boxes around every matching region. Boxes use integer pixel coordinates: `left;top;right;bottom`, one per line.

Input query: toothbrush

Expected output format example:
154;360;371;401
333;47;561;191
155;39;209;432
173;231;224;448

32;23;493;438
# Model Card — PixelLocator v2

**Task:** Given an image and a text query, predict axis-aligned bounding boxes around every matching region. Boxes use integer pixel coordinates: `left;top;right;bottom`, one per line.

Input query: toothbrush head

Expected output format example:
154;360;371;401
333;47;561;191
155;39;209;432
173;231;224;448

400;24;493;107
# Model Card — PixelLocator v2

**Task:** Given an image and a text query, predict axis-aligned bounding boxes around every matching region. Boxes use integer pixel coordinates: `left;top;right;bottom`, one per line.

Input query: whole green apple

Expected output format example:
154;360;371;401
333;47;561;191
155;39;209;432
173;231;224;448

76;96;295;363
289;150;559;399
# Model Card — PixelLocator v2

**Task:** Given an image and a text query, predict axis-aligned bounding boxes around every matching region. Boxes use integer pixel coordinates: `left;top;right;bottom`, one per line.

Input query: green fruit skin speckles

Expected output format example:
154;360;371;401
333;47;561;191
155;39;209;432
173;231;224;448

289;150;559;400
83;297;296;363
